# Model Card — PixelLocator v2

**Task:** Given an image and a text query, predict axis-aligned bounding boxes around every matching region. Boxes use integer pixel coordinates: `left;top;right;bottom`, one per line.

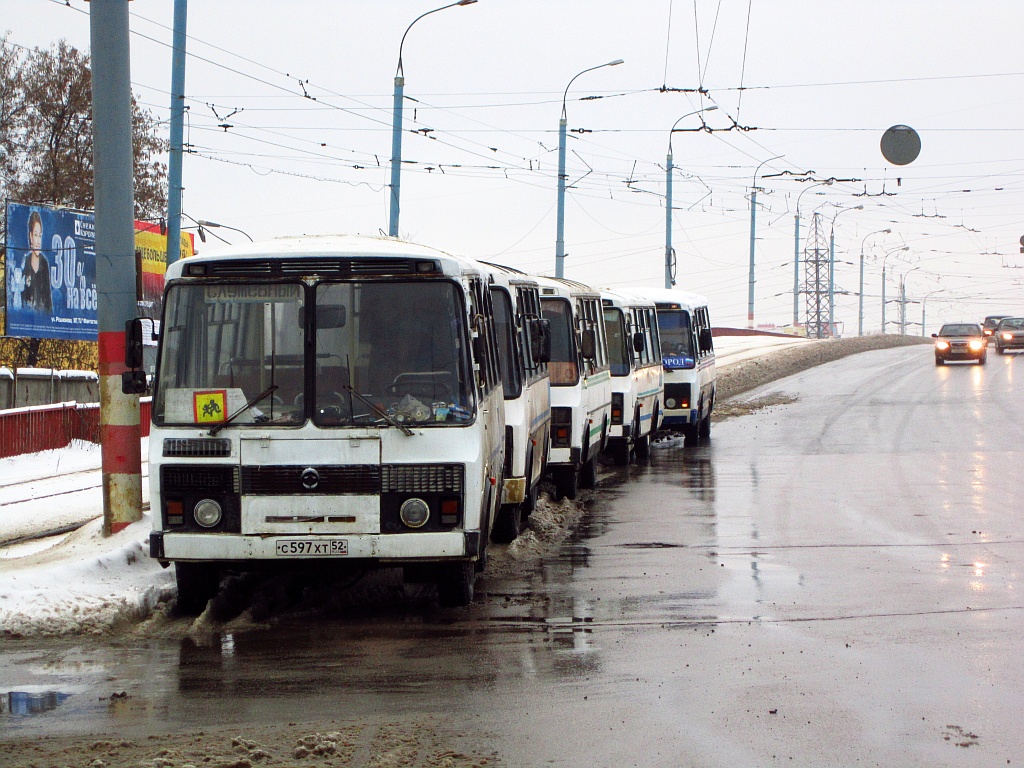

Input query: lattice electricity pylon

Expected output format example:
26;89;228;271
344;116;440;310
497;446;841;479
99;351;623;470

802;212;831;339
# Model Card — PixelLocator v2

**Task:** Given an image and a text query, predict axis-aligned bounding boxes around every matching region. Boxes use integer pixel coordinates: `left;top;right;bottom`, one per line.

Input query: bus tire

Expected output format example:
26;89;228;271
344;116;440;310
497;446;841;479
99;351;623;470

437;561;475;607
610;438;631;466
634;430;651;460
174;562;221;616
579;453;598;489
492;502;522;543
554;466;578;501
698;410;711;440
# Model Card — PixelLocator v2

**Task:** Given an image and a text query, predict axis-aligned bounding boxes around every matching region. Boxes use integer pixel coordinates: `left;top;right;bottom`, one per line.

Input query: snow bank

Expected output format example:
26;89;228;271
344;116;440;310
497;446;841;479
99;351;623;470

0;515;175;638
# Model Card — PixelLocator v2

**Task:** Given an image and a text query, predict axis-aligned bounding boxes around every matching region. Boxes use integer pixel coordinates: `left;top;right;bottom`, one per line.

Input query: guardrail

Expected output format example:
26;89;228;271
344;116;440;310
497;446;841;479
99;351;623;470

0;399;151;459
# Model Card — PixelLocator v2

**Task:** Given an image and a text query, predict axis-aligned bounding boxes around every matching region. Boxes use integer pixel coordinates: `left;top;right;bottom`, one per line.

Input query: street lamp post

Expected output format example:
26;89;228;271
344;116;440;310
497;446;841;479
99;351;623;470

555;59;624;278
827;204;863;335
665;106;717;289
388;0;477;238
899;266;921;335
748;155;782;329
881;245;909;334
858;228;891;336
793;180;832;328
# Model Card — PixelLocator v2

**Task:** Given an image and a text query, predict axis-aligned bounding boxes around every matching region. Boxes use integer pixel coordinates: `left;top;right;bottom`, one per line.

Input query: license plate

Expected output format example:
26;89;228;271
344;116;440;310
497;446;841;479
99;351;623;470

275;539;348;557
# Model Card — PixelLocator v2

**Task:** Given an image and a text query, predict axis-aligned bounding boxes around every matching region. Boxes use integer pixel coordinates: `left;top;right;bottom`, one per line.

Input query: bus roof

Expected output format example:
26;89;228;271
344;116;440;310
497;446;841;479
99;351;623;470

600;287;658;310
166;234;483;280
534;275;602;300
619;286;710;311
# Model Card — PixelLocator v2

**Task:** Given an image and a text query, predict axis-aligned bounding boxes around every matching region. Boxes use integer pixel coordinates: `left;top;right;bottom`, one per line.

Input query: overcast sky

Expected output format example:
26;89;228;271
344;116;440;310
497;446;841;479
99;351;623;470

5;0;1024;332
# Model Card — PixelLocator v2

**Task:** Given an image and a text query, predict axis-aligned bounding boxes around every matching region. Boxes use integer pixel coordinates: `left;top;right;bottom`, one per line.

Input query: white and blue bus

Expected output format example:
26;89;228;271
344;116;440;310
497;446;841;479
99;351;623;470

625;287;716;443
139;236;507;611
535;276;612;500
601;289;664;464
483;263;551;542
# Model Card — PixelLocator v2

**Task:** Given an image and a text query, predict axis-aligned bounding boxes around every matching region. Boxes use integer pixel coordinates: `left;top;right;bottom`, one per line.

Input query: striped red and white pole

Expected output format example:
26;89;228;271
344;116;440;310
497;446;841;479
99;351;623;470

91;0;143;536
98;332;142;535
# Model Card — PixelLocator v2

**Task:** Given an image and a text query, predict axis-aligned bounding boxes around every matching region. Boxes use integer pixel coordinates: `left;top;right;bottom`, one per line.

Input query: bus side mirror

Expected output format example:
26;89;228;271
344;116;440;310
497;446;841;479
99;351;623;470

580;328;597;360
121;318;149;394
531;318;551;363
125;318;145;369
699;328;713;352
632;332;645;354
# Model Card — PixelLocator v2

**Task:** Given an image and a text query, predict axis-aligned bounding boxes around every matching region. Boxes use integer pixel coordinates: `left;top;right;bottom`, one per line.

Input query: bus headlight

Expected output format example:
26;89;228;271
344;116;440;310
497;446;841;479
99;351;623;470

194;498;223;528
399;498;430;529
665;397;677;409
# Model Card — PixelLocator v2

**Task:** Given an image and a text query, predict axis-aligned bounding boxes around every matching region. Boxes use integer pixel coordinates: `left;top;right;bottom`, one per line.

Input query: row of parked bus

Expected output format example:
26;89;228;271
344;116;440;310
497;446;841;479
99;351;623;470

125;235;716;612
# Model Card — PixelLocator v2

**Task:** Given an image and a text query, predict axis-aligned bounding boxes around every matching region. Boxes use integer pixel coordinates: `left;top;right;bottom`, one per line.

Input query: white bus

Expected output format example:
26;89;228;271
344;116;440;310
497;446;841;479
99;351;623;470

139;236;507;611
625;287;716;443
535;276;612;500
482;263;551;542
601;289;664;464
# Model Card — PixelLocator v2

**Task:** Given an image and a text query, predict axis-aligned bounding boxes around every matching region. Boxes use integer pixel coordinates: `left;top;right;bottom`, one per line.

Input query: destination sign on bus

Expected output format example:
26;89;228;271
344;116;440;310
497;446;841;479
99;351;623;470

204;284;302;303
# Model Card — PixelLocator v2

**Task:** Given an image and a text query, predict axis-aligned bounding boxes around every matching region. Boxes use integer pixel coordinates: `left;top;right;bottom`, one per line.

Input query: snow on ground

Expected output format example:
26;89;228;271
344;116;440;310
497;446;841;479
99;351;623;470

0;438;173;637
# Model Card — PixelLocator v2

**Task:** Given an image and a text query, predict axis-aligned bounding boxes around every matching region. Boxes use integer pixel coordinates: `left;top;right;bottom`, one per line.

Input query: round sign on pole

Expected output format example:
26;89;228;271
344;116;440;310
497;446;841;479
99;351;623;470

880;125;921;166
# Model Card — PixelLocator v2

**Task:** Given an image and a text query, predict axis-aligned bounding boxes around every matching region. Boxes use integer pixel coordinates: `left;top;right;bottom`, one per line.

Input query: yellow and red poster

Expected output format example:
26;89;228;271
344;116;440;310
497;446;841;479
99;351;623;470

134;221;195;324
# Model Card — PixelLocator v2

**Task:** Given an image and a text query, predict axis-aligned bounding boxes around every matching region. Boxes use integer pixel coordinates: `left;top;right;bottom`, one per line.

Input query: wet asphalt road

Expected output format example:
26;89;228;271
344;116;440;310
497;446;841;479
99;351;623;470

3;344;1024;766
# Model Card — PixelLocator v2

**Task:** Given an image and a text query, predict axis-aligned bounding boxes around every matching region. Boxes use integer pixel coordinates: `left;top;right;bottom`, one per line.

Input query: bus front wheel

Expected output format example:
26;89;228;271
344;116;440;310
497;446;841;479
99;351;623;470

174;562;221;616
437;561;475;607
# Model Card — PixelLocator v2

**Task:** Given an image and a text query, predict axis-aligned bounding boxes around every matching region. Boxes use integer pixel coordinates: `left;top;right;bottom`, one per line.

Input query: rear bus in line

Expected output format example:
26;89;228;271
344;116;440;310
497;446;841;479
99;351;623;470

483;263;552;542
130;235;508;612
601;289;664;465
626;287;716;443
535;276;612;500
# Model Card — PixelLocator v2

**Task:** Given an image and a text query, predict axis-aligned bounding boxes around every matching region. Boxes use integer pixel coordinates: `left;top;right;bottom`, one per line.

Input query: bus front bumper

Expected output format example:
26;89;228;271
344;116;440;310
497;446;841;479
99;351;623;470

151;530;479;563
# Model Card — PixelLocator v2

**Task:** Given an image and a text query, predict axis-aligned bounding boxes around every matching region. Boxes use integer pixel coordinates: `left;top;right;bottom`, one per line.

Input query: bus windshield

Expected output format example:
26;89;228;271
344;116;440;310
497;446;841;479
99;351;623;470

314;281;473;426
656;309;695;367
155;280;474;427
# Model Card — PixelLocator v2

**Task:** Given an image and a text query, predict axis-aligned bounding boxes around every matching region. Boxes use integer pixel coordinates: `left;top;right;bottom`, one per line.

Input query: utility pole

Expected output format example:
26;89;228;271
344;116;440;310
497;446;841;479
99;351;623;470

165;0;187;264
90;0;142;534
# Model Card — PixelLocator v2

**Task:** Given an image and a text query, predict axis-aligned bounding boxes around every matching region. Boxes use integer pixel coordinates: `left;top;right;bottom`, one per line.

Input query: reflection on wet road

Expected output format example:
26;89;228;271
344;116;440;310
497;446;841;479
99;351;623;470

4;345;1024;765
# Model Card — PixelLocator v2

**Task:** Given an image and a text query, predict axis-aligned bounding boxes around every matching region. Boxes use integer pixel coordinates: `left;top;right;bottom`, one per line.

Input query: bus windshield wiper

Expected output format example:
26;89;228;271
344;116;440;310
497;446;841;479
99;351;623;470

341;384;414;436
208;385;278;436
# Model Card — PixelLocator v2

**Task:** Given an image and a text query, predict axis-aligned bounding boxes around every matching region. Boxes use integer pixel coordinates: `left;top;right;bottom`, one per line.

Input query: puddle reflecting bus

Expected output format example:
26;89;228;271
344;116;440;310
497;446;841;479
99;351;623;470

601;289;664;464
535;276;611;500
626;287;716;443
140;236;507;611
482;263;551;542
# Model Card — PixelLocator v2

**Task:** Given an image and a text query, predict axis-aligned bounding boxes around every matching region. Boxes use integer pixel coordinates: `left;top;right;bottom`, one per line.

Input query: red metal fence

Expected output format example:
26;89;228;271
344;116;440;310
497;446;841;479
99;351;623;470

0;399;151;459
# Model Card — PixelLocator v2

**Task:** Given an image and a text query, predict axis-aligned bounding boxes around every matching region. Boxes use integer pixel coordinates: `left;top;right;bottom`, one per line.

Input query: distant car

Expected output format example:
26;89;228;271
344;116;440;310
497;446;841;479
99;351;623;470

982;315;1011;337
994;317;1024;354
932;323;986;365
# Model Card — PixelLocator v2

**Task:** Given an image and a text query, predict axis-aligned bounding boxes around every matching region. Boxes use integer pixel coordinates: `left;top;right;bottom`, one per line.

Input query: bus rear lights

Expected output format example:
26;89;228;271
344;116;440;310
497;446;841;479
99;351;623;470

400;498;430;529
611;393;623;424
193;499;223;528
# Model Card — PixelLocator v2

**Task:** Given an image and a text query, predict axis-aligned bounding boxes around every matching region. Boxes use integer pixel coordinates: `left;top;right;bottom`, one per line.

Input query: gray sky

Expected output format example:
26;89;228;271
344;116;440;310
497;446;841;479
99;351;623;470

5;0;1024;332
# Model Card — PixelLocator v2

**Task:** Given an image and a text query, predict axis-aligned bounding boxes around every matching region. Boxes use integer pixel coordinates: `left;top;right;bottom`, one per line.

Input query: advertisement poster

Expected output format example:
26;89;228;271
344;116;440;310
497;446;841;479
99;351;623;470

3;202;194;340
4;202;97;341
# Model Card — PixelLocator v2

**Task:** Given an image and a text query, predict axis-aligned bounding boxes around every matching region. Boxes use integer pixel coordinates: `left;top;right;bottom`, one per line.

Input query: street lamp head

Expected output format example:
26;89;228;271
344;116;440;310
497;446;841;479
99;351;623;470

607;59;625;67
457;0;477;5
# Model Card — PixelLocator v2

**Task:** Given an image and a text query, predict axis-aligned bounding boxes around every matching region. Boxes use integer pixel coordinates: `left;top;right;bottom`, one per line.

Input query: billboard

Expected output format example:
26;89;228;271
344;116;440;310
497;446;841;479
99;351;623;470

5;202;97;341
3;202;194;340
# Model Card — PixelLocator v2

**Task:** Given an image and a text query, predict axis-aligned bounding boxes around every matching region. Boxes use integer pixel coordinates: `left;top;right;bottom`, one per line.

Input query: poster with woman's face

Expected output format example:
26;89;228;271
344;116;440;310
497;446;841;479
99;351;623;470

4;202;98;341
